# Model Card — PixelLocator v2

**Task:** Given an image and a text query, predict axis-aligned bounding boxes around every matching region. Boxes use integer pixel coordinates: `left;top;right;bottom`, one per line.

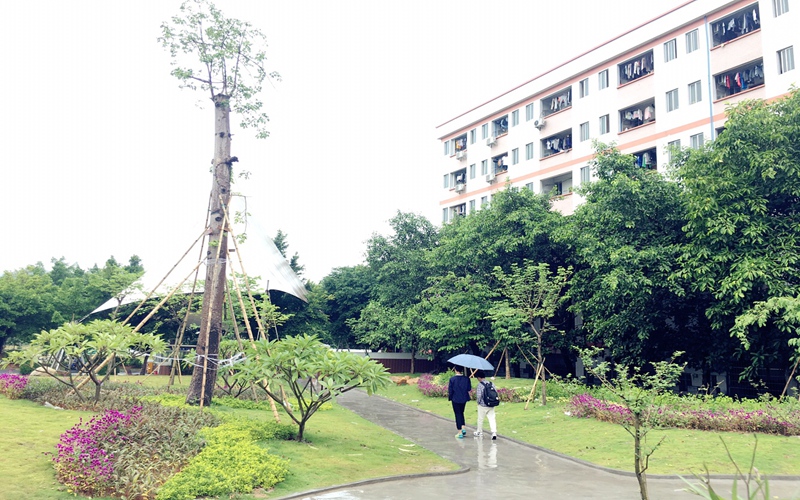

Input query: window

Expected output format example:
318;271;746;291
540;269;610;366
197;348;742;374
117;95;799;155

442;208;449;223
481;160;488;175
493;153;508;174
526;142;534;160
667;140;681;162
618;50;654;85
443;174;449;188
470;128;476;144
666;89;679;112
598;69;609;90
480;196;488;207
778;46;795;74
633;147;657;169
579;122;590;142
599;114;610;135
443;141;449;156
714;59;764;99
511;109;519;127
711;5;760;47
686;29;699;53
579;78;589;98
469;163;476;179
512;148;519;165
481;123;488;139
525;182;534;191
541;86;572;117
469;199;476;213
525;103;535;121
453;134;467;152
664;39;677;62
580;166;590;184
774;0;789;16
690;133;704;149
688;81;702;104
492;115;509;136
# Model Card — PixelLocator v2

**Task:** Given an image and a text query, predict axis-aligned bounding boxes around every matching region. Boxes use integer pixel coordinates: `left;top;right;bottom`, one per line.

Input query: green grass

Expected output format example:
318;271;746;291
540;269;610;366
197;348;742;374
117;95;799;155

379;376;800;476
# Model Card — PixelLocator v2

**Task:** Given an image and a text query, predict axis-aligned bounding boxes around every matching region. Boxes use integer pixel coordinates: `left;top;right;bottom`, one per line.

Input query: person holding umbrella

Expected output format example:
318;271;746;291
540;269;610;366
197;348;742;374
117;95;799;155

447;366;472;438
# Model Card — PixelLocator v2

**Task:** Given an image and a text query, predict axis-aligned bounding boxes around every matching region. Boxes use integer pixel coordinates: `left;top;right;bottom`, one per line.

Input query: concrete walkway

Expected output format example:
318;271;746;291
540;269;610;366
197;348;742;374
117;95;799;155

280;390;800;500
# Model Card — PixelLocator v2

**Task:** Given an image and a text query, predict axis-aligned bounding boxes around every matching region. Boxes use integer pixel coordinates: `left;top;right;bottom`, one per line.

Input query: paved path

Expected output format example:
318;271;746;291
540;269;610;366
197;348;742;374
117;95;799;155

280;390;800;500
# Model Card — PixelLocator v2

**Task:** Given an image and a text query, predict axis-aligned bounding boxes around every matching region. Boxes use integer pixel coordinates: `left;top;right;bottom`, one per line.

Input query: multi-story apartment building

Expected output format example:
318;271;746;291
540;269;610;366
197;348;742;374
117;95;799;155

437;0;796;222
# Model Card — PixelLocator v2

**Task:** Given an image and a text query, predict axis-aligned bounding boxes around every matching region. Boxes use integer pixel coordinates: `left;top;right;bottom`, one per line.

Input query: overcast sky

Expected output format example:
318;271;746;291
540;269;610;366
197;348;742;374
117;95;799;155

3;0;685;283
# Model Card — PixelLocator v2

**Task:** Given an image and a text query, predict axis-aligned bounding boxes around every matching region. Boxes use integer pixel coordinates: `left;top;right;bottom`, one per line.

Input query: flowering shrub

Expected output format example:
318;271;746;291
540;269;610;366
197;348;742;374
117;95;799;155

568;394;800;436
0;373;28;399
52;403;218;499
417;374;449;397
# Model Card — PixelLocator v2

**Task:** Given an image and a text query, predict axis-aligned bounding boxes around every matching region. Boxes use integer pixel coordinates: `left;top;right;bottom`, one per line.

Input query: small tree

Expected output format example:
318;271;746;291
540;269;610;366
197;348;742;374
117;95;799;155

233;334;390;441
489;261;571;402
578;347;685;500
2;320;165;403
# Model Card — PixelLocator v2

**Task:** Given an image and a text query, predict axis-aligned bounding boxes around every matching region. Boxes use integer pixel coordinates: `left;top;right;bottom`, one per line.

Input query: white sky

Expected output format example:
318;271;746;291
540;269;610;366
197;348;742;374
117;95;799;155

3;0;684;283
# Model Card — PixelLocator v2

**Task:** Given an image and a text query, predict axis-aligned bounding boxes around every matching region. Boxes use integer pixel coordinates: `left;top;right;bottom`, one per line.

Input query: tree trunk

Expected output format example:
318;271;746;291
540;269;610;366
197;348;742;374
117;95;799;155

410;353;415;375
633;413;649;500
504;347;511;379
187;94;233;407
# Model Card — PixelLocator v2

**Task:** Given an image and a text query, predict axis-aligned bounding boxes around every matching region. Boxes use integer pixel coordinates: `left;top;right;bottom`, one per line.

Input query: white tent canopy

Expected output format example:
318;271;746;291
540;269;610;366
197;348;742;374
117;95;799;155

91;216;308;315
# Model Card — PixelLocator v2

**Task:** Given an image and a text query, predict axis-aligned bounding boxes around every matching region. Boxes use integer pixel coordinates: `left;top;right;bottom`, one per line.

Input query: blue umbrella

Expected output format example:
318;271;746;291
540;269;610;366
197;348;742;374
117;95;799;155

447;353;494;371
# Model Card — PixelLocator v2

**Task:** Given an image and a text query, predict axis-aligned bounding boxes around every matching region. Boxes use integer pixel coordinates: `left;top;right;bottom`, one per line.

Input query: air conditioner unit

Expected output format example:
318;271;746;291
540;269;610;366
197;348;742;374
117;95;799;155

485;172;496;183
534;118;546;129
456;150;466;160
486;136;497;147
455;183;466;193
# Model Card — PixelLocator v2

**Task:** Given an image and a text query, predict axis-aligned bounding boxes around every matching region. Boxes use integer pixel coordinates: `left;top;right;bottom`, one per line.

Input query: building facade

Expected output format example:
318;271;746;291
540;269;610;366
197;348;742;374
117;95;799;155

437;0;797;222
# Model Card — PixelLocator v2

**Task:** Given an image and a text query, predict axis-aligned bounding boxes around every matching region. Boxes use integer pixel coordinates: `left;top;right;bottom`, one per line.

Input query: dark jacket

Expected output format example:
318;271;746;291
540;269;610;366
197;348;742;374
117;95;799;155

448;374;472;403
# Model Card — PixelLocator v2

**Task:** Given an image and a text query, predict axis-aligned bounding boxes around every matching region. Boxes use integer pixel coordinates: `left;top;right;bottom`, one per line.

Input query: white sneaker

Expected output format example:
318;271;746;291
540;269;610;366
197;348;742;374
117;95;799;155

491;433;497;440
473;431;483;437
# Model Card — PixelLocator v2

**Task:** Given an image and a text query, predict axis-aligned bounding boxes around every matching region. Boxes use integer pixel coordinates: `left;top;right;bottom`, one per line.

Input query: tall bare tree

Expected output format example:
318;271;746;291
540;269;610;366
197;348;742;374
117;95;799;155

160;0;278;406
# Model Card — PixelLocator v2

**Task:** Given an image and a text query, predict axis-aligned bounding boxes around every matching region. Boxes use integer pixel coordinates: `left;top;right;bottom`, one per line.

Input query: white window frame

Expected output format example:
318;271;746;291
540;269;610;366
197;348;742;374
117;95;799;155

511;109;519;126
512;148;519;165
443;174;449;188
688;81;702;104
481;160;488;175
690;133;704;149
469;163;476;179
667;140;681;162
664;39;677;62
525;142;534;160
480;196;488;207
778;46;795;74
580;166;590;184
579;78;589;98
469;128;476;144
774;0;789;16
481;123;488;139
599;114;610;135
686;29;699;53
525;103;535;121
442;208;449;223
666;89;679;112
598;69;609;90
579;122;590;142
524;182;534;191
444;141;449;156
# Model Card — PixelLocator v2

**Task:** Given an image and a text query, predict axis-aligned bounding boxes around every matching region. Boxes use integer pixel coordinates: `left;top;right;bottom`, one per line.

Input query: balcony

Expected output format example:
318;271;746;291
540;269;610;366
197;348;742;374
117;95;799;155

492;153;509;175
619;98;655;133
632;147;657;170
618;50;654;86
541;129;573;159
714;59;764;100
711;3;760;48
492;115;509;138
540;87;572;118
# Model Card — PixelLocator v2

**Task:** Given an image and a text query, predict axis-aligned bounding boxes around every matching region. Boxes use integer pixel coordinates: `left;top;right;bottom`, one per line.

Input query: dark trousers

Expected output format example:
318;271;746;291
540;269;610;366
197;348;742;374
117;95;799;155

452;402;466;430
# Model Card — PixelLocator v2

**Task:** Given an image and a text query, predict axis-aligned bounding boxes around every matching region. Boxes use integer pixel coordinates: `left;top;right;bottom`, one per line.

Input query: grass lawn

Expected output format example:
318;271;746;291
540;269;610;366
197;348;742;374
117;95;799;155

377;376;800;476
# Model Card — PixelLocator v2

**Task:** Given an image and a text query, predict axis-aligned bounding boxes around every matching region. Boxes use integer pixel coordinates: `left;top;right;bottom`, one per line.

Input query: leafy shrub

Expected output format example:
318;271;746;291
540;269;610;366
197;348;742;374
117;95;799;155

18;363;35;375
0;373;28;399
568;394;800;436
432;369;456;387
51;403;218;499
417;374;448;398
156;420;289;500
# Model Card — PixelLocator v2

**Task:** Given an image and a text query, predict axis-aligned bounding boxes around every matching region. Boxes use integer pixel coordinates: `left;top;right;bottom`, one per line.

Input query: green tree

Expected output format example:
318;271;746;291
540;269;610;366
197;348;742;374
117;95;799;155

564;143;716;369
161;0;278;406
0;264;61;354
233;334;390;441
489;262;571;401
677;89;800;382
320;265;373;349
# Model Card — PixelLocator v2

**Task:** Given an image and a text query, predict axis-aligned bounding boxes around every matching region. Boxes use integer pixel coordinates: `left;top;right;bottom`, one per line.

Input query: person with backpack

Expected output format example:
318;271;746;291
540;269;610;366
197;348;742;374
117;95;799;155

447;366;472;439
474;371;498;440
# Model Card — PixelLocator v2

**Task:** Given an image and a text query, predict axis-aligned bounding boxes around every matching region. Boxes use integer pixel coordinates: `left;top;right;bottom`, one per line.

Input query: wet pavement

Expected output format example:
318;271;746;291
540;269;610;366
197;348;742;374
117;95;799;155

279;390;800;500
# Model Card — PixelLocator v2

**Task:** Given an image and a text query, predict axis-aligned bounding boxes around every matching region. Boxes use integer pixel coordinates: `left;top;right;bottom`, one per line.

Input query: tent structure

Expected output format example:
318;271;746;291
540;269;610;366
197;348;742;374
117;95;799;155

91;216;307;315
